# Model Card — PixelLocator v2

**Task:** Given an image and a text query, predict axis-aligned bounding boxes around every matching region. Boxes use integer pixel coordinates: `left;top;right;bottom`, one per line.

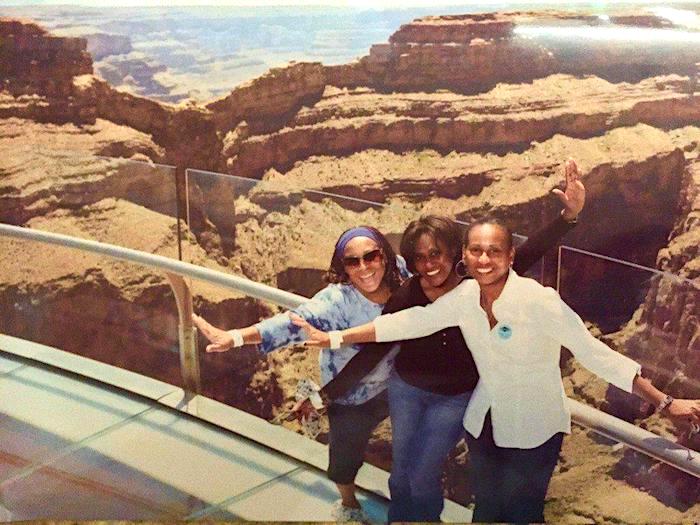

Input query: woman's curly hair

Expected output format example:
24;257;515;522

400;215;463;274
324;226;403;292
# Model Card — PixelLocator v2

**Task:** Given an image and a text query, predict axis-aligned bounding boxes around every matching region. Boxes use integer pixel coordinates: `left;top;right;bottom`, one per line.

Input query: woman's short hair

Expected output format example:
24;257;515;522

400;215;463;274
324;225;403;291
463;216;514;249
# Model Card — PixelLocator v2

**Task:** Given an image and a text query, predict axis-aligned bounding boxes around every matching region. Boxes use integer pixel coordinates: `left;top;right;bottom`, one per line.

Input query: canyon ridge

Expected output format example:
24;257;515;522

1;9;699;522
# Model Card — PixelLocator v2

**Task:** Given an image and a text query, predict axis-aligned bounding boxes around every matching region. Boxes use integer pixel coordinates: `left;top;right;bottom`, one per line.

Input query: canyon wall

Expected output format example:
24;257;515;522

2;10;699;520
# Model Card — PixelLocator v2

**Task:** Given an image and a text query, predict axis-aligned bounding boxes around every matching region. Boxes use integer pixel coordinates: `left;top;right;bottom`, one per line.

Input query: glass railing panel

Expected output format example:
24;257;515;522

1;155;181;260
559;248;698;398
559;247;667;335
184;168;411;295
557;246;699;505
0;235;182;388
558;245;698;394
184;168;415;415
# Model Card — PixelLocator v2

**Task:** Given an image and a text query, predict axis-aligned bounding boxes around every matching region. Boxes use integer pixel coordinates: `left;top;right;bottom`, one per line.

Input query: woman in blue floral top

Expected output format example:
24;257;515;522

193;225;409;522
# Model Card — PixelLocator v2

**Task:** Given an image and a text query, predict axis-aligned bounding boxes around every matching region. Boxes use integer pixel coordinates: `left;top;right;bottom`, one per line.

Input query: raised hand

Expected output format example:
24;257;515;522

552;158;586;221
192;314;234;353
289;313;332;348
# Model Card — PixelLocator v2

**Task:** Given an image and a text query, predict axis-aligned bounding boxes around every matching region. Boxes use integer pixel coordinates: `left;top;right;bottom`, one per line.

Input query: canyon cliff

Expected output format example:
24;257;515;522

1;10;699;521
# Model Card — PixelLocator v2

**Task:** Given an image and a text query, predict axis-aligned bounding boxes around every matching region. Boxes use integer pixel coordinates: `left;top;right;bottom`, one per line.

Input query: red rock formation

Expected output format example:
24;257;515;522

4;15;699;178
0;19;92;96
326;11;700;94
206;62;326;134
3;11;700;519
224;76;700;179
389;13;515;43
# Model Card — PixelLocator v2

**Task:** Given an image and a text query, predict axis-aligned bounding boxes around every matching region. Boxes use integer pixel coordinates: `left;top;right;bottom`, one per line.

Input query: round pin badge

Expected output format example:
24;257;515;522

497;324;512;340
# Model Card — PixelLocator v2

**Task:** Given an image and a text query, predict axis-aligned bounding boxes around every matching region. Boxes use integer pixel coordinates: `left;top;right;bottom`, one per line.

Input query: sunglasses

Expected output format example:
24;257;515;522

342;248;383;268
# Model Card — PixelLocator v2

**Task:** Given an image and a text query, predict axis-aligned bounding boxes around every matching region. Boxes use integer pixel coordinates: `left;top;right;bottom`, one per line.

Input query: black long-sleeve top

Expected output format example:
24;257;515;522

321;215;576;400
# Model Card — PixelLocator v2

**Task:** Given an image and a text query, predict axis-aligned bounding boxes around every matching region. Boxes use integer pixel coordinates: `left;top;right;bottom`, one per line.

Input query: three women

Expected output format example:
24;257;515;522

296;218;700;523
193;159;584;522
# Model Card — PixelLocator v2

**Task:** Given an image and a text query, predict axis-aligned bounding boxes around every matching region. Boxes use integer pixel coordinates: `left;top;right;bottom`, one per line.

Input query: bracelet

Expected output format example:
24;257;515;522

328;331;343;349
656;394;674;413
227;329;245;348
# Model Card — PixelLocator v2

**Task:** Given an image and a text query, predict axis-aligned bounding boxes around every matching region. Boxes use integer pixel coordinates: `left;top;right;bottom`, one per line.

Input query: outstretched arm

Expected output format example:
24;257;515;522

193;285;344;354
514;159;584;273
192;314;262;353
291;313;376;347
292;286;463;347
538;287;700;427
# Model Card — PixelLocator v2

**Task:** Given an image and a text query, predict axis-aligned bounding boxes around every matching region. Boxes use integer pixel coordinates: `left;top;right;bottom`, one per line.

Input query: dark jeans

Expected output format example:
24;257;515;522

326;391;389;484
388;373;471;522
466;413;563;523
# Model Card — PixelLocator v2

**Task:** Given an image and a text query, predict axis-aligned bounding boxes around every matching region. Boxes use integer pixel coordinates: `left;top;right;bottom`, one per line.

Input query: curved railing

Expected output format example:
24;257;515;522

1;222;698;480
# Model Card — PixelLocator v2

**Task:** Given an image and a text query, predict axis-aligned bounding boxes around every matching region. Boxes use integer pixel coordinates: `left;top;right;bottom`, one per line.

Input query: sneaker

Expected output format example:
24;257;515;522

331;499;370;523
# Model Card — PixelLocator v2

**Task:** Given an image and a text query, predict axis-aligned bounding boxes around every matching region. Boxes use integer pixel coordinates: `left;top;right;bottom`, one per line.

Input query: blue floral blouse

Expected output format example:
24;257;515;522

255;259;408;405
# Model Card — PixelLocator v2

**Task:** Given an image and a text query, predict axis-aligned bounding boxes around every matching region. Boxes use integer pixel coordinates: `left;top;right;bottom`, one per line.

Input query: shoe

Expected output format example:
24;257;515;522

331;499;370;523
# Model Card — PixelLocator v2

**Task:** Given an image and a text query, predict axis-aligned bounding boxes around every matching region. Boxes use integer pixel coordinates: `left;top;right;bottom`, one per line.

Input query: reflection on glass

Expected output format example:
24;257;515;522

558;247;659;334
557;245;698;401
2;155;180;259
0;237;182;387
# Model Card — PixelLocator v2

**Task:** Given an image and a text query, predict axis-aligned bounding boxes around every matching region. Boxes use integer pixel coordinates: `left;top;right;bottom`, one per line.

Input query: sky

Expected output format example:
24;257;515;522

3;0;699;6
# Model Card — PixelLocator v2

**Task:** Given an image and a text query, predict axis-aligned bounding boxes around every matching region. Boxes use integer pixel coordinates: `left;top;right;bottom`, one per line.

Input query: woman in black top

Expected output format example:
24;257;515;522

309;160;585;522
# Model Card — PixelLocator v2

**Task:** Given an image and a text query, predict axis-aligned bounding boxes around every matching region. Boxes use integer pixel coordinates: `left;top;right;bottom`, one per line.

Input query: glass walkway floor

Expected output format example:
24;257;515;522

0;335;470;522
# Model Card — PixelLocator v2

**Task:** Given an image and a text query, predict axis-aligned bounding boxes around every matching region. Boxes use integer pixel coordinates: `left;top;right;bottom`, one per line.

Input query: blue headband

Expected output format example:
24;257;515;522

334;227;382;260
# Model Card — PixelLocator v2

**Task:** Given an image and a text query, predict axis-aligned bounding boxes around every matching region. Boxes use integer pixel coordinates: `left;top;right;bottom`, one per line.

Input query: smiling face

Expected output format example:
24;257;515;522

463;224;515;292
342;236;387;298
413;233;455;289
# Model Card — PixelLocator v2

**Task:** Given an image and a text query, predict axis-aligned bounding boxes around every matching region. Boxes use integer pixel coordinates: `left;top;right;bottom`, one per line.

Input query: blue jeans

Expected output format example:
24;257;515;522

387;373;471;522
466;412;563;523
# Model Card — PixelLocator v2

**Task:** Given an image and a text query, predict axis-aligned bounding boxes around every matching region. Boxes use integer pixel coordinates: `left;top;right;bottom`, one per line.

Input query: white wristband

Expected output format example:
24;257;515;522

227;329;244;348
328;331;343;349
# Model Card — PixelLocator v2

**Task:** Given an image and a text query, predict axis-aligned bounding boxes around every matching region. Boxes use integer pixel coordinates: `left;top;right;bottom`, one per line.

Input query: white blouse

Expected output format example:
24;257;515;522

373;269;641;449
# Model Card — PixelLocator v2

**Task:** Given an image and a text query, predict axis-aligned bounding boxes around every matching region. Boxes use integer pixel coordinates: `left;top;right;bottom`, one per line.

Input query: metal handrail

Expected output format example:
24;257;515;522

1;223;698;478
0;224;306;309
569;399;698;476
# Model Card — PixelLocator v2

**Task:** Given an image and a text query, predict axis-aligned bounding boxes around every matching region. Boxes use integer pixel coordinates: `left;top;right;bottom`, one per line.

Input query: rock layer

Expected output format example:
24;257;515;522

0;19;92;97
2;10;700;521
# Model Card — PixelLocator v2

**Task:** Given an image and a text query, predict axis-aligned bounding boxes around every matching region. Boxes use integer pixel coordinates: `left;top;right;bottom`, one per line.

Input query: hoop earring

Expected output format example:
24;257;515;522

455;259;468;278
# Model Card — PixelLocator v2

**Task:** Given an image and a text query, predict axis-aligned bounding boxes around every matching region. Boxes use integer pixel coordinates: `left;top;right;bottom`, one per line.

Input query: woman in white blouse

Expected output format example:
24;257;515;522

293;217;700;523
